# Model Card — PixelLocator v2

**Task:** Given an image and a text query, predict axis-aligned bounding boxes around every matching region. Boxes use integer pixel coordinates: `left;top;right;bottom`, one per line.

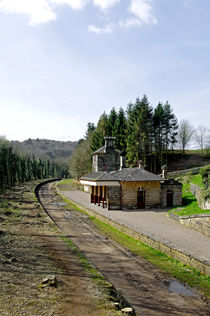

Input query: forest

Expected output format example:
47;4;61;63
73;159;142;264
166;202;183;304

70;95;209;178
0;137;69;191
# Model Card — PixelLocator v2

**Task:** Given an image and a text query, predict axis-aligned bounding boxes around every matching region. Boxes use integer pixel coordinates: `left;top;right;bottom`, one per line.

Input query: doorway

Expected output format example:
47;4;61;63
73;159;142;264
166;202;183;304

167;190;173;207
137;188;145;209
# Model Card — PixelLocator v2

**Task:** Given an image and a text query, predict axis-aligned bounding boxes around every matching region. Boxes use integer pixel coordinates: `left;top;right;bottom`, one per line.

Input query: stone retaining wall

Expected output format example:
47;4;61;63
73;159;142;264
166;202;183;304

169;212;210;237
167;167;202;178
190;183;210;210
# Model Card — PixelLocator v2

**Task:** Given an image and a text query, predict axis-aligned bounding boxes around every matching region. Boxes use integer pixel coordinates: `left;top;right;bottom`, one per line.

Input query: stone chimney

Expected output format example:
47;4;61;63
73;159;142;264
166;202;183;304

105;136;116;150
161;165;167;178
138;160;143;169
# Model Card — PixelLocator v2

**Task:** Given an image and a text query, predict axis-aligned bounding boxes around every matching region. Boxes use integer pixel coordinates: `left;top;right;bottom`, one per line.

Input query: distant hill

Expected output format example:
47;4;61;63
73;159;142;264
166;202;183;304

11;138;78;162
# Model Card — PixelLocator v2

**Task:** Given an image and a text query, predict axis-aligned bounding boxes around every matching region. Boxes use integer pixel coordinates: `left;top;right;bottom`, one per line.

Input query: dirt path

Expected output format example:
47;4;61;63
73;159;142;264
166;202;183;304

38;182;210;316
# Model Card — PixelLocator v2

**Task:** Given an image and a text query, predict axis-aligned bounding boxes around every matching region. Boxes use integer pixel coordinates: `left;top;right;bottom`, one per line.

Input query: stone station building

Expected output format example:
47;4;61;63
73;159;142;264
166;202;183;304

80;137;182;210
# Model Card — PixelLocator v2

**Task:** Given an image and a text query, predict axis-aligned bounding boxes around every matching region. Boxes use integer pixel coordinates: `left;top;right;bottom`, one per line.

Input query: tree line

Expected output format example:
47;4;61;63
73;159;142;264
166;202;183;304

70;95;179;177
0;137;69;191
70;95;210;178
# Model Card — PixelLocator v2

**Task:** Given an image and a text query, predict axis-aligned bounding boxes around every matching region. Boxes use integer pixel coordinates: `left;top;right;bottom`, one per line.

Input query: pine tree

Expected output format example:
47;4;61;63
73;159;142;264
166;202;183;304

90;112;108;152
163;101;178;161
126;102;139;166
126;96;153;167
115;107;127;151
106;107;118;137
153;102;165;171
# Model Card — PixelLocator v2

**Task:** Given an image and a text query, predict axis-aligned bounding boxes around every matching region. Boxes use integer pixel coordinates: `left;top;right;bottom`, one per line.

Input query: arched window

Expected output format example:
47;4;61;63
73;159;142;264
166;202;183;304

137;187;145;209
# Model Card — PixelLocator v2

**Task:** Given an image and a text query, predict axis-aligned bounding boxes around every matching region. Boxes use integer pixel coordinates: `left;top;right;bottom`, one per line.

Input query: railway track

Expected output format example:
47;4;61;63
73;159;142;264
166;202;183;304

36;180;209;316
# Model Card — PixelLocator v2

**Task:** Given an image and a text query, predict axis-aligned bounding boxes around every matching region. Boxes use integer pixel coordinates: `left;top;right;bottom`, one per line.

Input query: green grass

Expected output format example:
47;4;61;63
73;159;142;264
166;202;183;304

191;174;204;188
170;175;210;216
57;178;83;191
58;192;210;299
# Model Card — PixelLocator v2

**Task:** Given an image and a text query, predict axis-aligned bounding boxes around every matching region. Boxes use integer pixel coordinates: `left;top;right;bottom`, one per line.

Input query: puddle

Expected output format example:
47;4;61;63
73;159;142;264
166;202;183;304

163;280;196;297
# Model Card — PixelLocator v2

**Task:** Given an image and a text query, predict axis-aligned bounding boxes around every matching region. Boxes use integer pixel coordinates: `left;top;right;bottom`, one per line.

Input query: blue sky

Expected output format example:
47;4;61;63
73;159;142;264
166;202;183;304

0;0;209;141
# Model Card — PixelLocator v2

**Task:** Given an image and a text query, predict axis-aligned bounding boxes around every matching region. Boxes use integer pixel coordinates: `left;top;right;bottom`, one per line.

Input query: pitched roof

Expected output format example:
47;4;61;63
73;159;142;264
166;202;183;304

111;168;164;181
93;145;106;154
81;168;164;182
92;145;121;155
80;171;118;181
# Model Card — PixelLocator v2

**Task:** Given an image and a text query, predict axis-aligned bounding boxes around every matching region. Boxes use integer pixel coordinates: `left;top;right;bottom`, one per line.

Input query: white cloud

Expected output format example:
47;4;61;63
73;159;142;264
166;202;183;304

0;0;157;31
92;0;120;11
50;0;89;10
0;0;89;25
88;23;114;34
129;0;157;25
0;0;56;25
90;0;157;34
119;17;141;28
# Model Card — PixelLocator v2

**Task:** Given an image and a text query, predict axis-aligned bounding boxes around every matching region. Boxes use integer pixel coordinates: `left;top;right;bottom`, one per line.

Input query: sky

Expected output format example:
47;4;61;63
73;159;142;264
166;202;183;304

0;0;209;142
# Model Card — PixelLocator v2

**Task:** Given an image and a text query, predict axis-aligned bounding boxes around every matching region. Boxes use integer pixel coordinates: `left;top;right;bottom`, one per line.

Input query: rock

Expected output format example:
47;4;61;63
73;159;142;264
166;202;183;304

11;257;17;263
5;211;12;216
42;275;57;287
121;307;134;315
113;302;120;310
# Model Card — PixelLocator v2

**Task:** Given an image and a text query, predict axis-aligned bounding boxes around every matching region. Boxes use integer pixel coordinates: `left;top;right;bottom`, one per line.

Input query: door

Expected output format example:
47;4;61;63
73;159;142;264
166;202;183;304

137;189;145;209
167;190;173;207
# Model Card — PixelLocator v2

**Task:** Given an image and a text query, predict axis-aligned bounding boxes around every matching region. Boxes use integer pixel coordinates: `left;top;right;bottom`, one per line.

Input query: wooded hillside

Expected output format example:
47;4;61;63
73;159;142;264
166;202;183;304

11;138;77;161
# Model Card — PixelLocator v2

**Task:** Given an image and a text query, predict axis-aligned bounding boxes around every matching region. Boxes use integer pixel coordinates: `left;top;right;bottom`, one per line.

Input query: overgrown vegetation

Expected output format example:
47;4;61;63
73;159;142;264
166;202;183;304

200;165;210;200
170;168;210;216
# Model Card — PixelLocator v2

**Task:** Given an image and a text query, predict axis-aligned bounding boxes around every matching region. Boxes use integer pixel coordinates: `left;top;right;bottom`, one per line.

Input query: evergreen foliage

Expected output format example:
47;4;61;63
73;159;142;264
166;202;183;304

0;142;69;191
70;95;179;177
90;112;108;152
90;95;178;172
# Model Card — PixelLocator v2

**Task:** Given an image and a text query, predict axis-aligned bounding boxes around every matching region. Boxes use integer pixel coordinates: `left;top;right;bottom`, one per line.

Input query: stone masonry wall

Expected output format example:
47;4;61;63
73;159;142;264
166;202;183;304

169;212;210;237
92;154;105;172
107;186;121;210
180;216;210;237
121;181;161;209
190;183;210;210
161;184;182;207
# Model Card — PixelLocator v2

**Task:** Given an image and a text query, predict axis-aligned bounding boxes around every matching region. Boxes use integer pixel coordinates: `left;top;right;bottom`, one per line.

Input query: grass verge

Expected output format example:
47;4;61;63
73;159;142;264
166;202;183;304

58;190;210;299
170;175;210;216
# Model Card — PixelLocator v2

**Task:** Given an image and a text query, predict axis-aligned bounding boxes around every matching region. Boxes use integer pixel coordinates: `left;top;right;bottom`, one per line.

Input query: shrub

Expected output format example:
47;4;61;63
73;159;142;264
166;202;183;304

200;165;210;190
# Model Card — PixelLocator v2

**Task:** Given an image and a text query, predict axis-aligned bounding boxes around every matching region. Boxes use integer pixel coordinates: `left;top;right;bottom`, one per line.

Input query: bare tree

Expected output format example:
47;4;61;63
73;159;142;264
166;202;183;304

177;119;194;152
194;125;208;156
69;134;93;179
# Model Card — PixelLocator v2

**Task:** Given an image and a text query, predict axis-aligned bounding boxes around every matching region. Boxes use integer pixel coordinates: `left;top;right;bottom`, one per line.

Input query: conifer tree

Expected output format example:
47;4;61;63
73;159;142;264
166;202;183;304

90;112;108;152
106;107;118;137
115;107;127;151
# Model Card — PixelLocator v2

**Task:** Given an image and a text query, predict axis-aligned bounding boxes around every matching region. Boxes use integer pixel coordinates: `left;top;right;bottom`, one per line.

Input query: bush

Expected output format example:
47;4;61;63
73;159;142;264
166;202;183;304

200;165;210;190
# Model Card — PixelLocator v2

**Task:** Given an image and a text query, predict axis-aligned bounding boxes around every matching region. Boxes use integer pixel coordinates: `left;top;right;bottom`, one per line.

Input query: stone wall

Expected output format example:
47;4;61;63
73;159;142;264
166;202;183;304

92;154;106;172
92;151;120;172
190;183;210;210
161;182;182;207
166;167;202;178
121;181;161;209
107;186;121;210
169;212;210;237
